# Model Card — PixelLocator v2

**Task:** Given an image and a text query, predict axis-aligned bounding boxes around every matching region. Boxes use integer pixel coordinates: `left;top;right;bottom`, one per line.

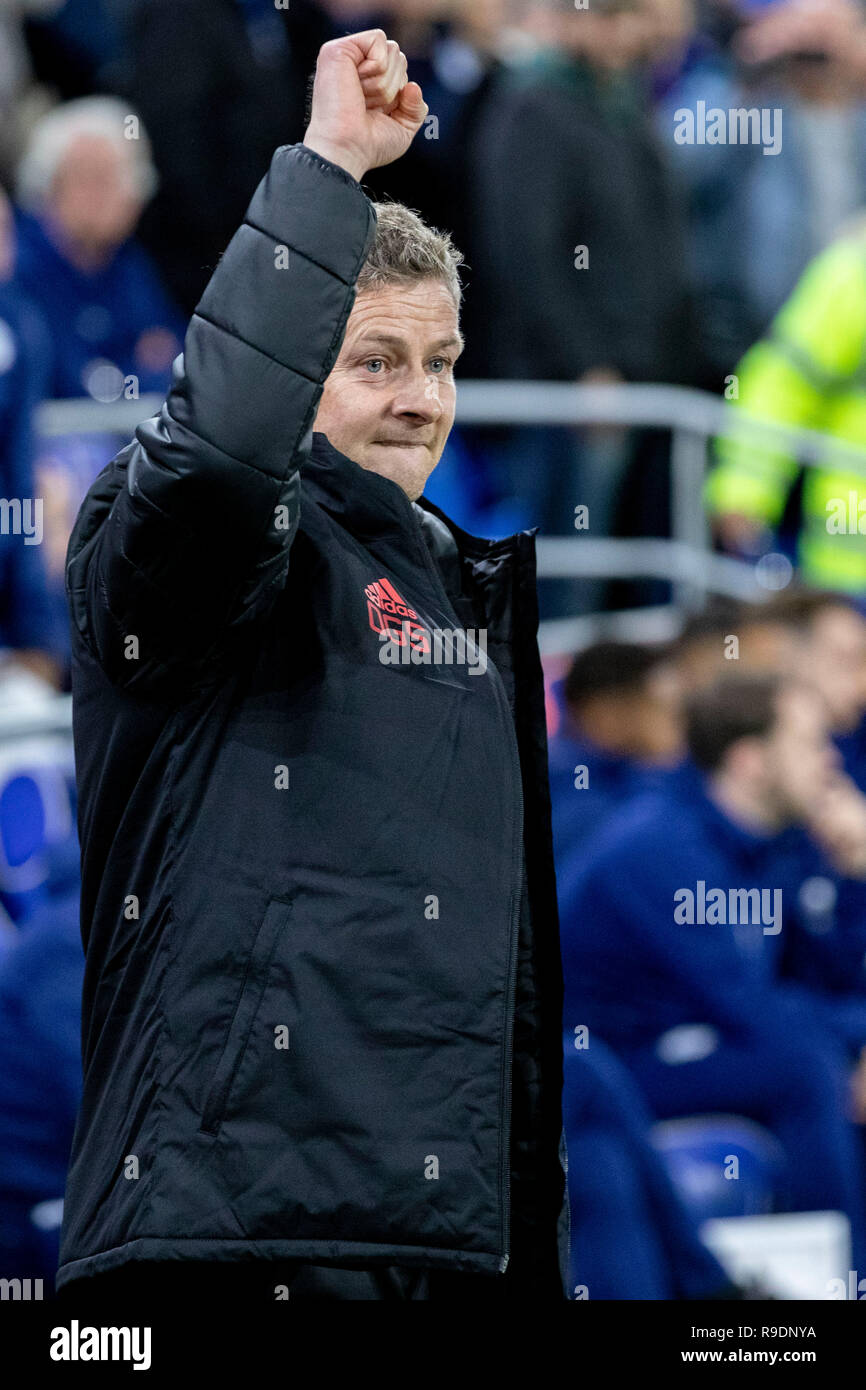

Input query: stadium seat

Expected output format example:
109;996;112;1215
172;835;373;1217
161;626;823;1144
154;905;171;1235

651;1115;786;1223
0;729;75;923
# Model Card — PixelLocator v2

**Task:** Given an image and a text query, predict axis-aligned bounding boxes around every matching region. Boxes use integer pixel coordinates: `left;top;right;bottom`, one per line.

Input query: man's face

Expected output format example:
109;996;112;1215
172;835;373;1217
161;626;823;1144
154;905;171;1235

51;133;142;255
762;685;839;825
553;0;657;70
799;606;866;733
314;279;462;502
676;620;798;692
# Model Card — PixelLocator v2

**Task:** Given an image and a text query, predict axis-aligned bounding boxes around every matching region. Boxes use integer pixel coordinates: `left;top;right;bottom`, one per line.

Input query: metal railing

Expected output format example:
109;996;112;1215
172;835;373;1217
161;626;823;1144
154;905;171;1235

36;381;866;653
39;378;866;467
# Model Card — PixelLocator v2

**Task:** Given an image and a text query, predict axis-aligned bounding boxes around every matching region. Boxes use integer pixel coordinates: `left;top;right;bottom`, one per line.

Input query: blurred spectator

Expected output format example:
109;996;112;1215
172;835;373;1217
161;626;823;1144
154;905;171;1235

665;0;866;355
0;1;65;179
763;588;866;737
672;592;866;1052
469;0;708;387
0;186;62;678
563;1033;737;1298
673;590;866;735
547;640;683;867
0;656;80;1289
113;0;340;313
760;591;866;841
778;783;866;1062
22;0;122;100
465;0;712;569
0;831;82;1289
672;597;800;690
706;218;866;591
362;1;511;379
12;95;184;400
652;1;759;366
734;0;866;328
558;670;866;1265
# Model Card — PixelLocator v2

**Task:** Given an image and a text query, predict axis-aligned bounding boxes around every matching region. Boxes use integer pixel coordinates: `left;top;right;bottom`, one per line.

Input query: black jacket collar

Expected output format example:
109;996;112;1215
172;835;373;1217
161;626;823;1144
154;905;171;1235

302;431;528;565
301;431;421;539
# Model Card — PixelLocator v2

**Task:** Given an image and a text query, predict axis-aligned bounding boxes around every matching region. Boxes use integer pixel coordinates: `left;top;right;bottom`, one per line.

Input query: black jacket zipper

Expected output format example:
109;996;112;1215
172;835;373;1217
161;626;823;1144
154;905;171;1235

400;497;525;1273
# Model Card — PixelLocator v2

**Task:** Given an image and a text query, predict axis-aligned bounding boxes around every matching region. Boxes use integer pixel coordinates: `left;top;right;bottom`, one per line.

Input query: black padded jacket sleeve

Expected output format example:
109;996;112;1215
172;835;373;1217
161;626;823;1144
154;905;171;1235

65;143;376;694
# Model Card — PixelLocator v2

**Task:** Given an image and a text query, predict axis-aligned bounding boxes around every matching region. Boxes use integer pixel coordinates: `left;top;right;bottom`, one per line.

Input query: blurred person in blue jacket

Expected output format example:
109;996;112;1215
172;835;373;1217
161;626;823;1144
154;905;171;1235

778;793;866;1062
22;0;122;102
0;187;62;680
12;96;185;400
559;669;866;1264
0;832;82;1289
672;588;866;799
673;589;866;1059
752;590;866;1057
547;640;683;869
766;589;866;791
563;1031;744;1299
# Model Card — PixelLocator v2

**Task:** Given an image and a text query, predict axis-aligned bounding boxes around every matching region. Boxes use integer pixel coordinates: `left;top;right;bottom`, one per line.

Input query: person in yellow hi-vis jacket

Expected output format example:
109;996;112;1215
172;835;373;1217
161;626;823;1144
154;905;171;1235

705;219;866;592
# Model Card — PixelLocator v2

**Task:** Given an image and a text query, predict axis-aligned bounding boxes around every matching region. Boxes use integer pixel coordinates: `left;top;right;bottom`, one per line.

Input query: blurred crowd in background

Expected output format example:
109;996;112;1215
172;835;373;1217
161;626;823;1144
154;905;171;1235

6;0;866;675
5;0;866;1300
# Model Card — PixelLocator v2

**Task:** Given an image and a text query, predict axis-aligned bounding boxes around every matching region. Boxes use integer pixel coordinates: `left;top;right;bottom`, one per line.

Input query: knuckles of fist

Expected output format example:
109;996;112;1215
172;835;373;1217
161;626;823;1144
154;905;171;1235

319;32;412;111
305;29;427;178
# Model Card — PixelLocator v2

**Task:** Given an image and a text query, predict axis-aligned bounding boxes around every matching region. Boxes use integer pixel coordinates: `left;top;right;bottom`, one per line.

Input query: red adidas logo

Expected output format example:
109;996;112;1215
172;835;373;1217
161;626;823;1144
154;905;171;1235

365;577;431;654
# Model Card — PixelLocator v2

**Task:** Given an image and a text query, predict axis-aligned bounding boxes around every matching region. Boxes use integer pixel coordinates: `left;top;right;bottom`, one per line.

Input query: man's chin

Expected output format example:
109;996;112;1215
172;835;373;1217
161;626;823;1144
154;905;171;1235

359;445;438;500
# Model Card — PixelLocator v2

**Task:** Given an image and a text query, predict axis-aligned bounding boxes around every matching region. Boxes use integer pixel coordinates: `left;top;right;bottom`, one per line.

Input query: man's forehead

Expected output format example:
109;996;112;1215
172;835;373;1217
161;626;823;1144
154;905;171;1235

344;282;463;350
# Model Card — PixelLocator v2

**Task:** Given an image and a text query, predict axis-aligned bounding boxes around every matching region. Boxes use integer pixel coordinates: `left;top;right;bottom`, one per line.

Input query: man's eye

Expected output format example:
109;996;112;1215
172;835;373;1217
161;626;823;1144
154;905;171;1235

365;359;385;373
429;358;451;374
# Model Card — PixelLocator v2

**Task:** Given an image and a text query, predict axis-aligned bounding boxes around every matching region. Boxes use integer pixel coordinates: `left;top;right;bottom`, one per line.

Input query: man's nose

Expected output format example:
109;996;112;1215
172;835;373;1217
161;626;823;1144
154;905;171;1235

390;366;444;420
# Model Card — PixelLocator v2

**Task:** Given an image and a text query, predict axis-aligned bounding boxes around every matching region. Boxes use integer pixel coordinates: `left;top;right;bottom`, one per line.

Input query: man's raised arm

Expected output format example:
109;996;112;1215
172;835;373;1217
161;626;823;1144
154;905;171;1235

65;30;427;693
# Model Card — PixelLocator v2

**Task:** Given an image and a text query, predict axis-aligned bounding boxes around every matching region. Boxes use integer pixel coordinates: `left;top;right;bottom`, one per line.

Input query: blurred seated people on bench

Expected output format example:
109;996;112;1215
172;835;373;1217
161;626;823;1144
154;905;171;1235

559;670;866;1269
548;640;683;868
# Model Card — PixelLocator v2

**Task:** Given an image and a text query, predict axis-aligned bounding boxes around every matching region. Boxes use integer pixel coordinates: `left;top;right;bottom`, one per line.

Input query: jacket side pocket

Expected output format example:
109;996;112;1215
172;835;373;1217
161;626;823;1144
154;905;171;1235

199;895;293;1136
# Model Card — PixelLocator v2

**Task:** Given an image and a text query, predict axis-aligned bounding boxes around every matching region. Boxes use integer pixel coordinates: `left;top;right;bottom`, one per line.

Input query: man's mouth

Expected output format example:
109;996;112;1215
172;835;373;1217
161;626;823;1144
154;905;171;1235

373;440;430;449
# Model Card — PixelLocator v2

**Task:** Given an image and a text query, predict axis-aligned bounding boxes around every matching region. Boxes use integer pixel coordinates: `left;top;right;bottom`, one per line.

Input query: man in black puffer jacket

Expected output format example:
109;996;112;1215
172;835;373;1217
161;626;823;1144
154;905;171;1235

57;27;569;1306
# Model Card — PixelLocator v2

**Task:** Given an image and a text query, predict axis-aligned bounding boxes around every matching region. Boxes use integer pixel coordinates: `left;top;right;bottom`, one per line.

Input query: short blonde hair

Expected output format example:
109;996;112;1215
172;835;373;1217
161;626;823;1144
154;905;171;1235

358;200;464;313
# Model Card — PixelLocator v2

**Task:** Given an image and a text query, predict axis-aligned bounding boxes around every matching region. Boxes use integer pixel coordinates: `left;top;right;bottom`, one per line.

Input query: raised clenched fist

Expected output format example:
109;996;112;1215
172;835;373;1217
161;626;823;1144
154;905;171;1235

303;29;428;183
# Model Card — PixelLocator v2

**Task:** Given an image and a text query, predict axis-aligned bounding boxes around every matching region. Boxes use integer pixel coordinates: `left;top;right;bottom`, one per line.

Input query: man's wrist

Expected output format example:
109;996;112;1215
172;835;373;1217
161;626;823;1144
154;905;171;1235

301;135;367;184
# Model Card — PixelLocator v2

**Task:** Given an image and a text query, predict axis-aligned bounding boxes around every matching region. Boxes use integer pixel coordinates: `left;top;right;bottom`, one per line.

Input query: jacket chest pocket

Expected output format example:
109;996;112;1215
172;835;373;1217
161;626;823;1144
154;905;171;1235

199;895;293;1136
